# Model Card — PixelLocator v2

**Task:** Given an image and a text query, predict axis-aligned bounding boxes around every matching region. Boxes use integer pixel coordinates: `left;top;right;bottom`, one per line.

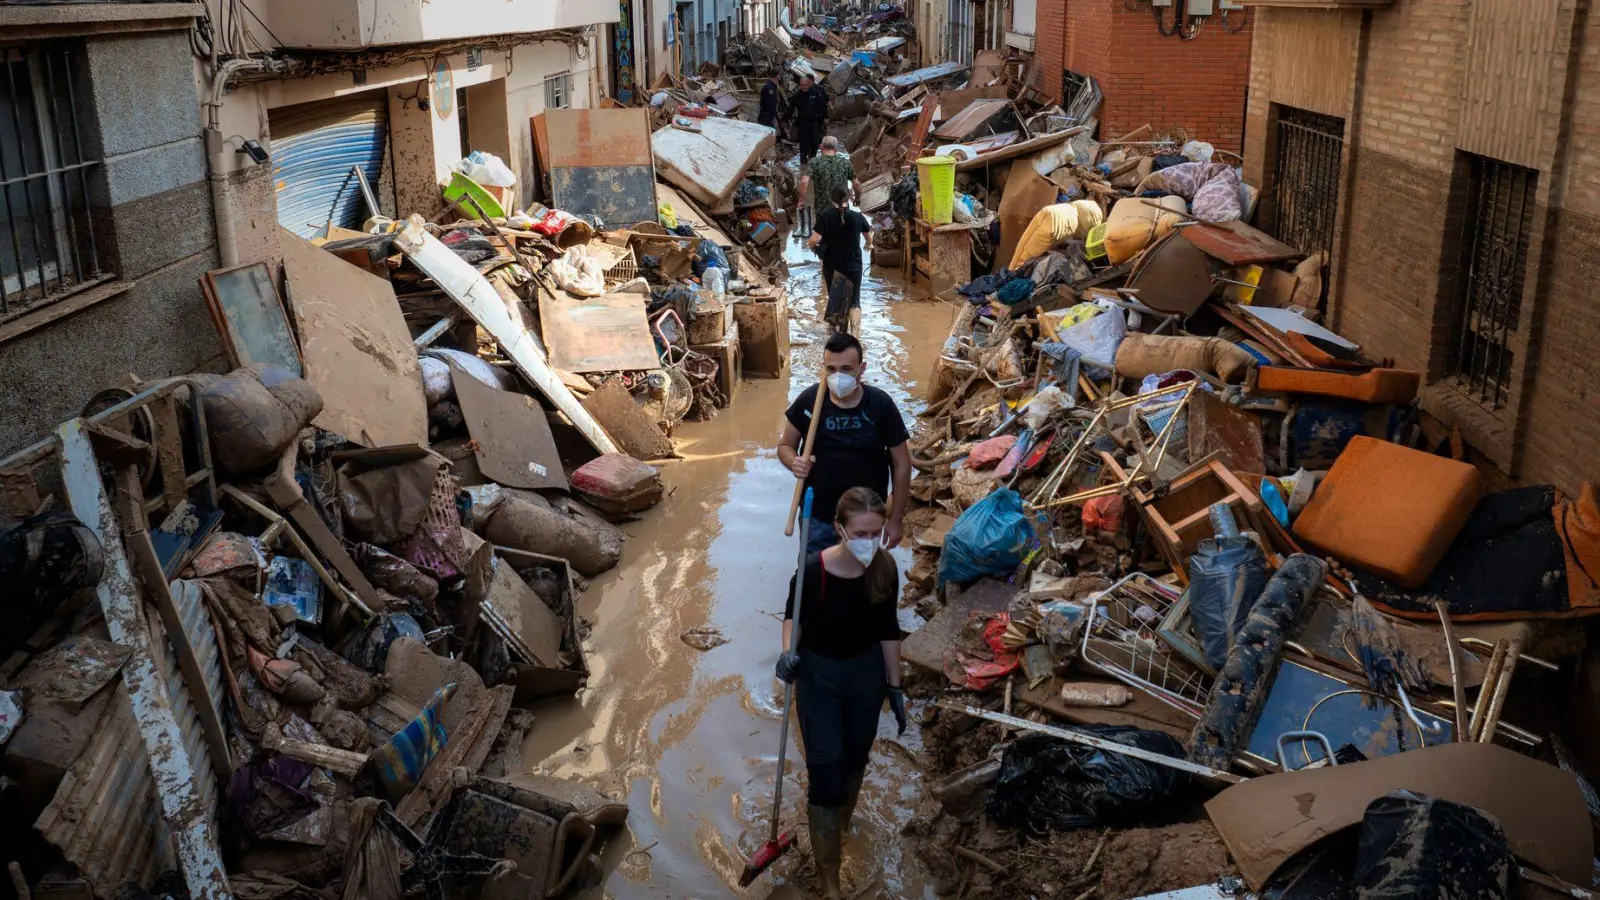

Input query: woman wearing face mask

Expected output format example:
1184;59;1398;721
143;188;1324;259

775;486;906;899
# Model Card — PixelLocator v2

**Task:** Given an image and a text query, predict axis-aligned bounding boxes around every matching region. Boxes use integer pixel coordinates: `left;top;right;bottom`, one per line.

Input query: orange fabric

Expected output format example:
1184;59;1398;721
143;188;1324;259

1293;437;1483;589
1559;482;1600;611
1256;366;1421;404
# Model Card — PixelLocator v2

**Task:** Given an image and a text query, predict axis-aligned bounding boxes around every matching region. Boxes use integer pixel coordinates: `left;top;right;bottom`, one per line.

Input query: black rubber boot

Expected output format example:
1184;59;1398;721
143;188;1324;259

808;804;844;899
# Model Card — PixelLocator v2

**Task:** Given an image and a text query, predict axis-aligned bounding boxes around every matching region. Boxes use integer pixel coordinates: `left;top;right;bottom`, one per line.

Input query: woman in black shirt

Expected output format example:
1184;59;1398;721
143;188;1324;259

775;486;906;898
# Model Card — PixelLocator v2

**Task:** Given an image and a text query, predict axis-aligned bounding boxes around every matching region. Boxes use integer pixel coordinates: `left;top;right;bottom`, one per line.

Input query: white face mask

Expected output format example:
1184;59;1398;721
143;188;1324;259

827;372;859;398
843;536;878;566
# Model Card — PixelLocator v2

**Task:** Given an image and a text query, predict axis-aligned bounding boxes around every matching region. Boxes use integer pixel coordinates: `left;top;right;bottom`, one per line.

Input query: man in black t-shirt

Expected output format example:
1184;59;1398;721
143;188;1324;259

808;184;873;333
779;332;911;555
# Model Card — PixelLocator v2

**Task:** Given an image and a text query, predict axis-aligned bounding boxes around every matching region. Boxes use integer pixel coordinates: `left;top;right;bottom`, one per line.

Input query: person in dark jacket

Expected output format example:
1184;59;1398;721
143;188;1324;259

758;73;781;129
775;486;906;899
791;73;829;165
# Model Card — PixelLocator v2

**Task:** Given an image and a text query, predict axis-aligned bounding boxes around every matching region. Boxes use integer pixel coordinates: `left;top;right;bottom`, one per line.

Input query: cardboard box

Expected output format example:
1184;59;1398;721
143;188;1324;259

491;547;589;702
733;296;788;378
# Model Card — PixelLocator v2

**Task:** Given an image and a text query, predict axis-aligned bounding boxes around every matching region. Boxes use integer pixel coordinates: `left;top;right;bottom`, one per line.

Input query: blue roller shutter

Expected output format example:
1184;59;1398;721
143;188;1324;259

269;92;388;238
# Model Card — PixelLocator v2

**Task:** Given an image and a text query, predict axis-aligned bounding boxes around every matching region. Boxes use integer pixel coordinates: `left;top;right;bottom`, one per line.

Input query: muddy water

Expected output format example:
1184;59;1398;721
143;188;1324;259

522;237;955;899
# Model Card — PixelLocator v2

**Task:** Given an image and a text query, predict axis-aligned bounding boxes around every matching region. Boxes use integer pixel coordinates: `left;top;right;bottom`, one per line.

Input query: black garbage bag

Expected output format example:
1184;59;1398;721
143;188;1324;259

987;728;1189;832
0;511;104;659
1187;535;1271;669
1354;790;1510;900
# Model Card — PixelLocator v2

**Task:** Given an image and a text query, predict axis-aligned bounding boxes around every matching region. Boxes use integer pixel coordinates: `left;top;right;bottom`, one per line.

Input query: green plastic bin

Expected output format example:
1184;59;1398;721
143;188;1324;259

915;156;957;225
443;171;506;218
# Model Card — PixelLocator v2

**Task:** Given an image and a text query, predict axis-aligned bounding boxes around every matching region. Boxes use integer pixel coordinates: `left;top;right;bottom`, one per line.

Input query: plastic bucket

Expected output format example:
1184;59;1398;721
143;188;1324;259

916;156;957;225
443;171;506;218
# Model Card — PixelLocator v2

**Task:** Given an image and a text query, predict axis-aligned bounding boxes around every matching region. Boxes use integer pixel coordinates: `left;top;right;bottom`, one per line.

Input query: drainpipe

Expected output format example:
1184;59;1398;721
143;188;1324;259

203;58;262;268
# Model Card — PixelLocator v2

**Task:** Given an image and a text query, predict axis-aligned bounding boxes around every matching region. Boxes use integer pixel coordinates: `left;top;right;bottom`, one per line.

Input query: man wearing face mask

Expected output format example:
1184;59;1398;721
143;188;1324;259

778;332;912;556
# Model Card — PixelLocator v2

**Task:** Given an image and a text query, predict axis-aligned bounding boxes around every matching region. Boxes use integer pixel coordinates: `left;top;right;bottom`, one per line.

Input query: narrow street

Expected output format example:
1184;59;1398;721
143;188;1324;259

523;241;953;898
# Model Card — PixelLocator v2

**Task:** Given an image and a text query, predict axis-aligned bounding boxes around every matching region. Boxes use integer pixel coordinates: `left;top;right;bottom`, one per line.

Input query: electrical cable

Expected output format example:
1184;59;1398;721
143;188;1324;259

1220;7;1247;33
1151;3;1182;37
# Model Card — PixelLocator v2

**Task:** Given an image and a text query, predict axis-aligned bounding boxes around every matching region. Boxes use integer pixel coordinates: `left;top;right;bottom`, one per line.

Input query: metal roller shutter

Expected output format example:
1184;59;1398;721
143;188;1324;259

269;92;388;237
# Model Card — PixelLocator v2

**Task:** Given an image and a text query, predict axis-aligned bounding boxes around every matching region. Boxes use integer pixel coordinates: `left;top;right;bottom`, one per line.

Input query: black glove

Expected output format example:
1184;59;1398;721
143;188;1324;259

776;651;802;684
887;686;908;735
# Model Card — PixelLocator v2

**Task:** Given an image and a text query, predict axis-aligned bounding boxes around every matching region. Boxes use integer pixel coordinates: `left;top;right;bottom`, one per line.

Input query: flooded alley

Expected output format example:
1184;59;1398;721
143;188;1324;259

526;243;953;899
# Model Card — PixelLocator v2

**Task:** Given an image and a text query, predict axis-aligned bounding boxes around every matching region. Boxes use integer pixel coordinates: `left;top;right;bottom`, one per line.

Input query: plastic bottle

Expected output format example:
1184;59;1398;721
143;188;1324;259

704;267;727;300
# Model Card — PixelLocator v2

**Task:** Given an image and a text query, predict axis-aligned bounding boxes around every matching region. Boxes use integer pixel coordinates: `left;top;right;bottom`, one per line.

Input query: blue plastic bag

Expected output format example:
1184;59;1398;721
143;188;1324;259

939;489;1037;584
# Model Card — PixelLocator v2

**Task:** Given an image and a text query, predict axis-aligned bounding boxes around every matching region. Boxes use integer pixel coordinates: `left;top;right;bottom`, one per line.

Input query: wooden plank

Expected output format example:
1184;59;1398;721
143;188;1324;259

279;228;429;448
537;287;660;374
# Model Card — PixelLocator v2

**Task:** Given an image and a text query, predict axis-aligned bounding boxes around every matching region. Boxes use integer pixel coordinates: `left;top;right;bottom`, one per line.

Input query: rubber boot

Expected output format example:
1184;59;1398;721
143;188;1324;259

839;772;865;833
808;804;844;899
846;307;862;337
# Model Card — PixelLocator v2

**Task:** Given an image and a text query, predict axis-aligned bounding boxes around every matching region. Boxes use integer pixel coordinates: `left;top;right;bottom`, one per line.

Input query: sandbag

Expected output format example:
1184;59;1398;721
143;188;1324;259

1115;332;1256;384
199;364;323;475
1008;201;1105;269
1103;196;1187;265
482;492;624;577
1188;554;1326;769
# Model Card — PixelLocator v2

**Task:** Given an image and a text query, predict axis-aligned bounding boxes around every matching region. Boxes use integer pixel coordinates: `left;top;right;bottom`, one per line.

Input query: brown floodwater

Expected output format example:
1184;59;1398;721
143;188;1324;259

520;236;957;899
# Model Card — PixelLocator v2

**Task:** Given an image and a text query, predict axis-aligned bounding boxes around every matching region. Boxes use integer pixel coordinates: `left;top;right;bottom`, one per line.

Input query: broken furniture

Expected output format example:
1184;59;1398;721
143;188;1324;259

1293;436;1483;588
1103;454;1268;582
903;217;975;294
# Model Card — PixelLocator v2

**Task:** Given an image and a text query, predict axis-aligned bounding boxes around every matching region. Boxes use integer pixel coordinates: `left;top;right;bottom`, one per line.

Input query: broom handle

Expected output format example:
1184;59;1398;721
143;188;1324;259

785;372;829;536
770;489;813;841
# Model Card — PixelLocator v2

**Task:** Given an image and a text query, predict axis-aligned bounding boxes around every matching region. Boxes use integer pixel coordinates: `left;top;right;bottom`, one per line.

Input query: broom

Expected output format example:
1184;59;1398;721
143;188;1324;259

740;488;814;887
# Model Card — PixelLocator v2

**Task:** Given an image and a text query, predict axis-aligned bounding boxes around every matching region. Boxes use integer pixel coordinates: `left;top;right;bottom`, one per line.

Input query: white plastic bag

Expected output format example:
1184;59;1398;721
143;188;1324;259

549;246;607;297
1053;301;1127;373
1181;140;1215;164
459;151;516;188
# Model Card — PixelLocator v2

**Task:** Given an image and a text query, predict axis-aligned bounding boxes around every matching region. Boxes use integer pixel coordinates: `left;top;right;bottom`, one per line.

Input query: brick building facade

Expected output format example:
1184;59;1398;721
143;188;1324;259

1242;0;1596;498
1034;0;1253;152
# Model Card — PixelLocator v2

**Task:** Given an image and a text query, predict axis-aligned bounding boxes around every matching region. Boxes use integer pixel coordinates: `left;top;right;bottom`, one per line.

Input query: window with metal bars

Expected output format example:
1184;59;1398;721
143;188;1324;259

1;43;106;322
1271;105;1345;265
1444;152;1537;409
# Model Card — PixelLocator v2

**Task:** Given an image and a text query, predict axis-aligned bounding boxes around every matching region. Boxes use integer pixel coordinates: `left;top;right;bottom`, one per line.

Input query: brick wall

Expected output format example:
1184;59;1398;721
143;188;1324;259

1033;0;1250;151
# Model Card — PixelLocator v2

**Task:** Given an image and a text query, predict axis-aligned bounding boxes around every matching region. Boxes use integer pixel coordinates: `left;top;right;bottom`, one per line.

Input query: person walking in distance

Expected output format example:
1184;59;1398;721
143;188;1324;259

758;72;781;129
774;486;907;899
778;332;910;556
791;73;829;165
808;183;872;334
796;134;860;239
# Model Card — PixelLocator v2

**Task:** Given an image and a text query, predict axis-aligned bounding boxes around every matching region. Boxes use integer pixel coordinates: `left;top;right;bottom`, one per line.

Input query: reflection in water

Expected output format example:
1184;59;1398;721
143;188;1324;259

526;232;956;899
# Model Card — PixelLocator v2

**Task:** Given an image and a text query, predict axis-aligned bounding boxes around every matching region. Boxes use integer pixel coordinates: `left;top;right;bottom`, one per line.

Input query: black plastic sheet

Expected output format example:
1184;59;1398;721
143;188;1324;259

987;727;1189;831
1354;790;1510;900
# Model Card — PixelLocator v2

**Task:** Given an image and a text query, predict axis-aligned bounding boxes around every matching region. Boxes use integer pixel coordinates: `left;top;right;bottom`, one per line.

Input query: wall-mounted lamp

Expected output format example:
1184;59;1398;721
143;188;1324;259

236;139;270;165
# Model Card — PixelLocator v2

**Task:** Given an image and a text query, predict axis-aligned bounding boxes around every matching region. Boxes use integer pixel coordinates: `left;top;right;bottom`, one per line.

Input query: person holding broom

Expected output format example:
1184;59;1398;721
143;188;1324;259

775;486;907;899
778;332;910;556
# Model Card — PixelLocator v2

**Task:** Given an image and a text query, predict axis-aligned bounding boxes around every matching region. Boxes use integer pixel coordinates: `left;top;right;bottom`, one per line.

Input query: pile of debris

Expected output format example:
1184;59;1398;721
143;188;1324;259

0;108;794;896
891;102;1600;900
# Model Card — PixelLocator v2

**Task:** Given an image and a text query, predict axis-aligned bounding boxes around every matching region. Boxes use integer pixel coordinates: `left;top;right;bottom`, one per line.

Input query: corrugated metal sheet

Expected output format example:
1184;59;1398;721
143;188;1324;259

1458;0;1563;169
1257;6;1361;118
36;687;169;895
155;580;225;812
270;93;389;238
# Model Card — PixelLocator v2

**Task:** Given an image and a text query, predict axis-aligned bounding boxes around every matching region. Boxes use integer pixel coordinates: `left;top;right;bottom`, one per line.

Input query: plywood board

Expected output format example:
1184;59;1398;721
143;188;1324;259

544;107;654;168
484;562;564;667
542;108;659;226
652;117;777;207
537;288;659;374
656;182;737;247
278;229;428;447
579;379;674;461
932;99;1009;141
393;223;618;455
452;374;568;491
996;158;1059;273
202;262;301;375
1183;219;1303;266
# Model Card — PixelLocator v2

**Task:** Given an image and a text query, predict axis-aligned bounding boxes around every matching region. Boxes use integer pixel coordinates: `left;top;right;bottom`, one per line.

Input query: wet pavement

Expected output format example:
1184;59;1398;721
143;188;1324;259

523;235;954;899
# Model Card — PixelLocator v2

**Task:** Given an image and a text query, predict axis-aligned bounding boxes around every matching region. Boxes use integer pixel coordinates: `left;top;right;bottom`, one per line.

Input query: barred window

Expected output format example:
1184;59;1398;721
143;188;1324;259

1;43;106;322
1445;152;1536;409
